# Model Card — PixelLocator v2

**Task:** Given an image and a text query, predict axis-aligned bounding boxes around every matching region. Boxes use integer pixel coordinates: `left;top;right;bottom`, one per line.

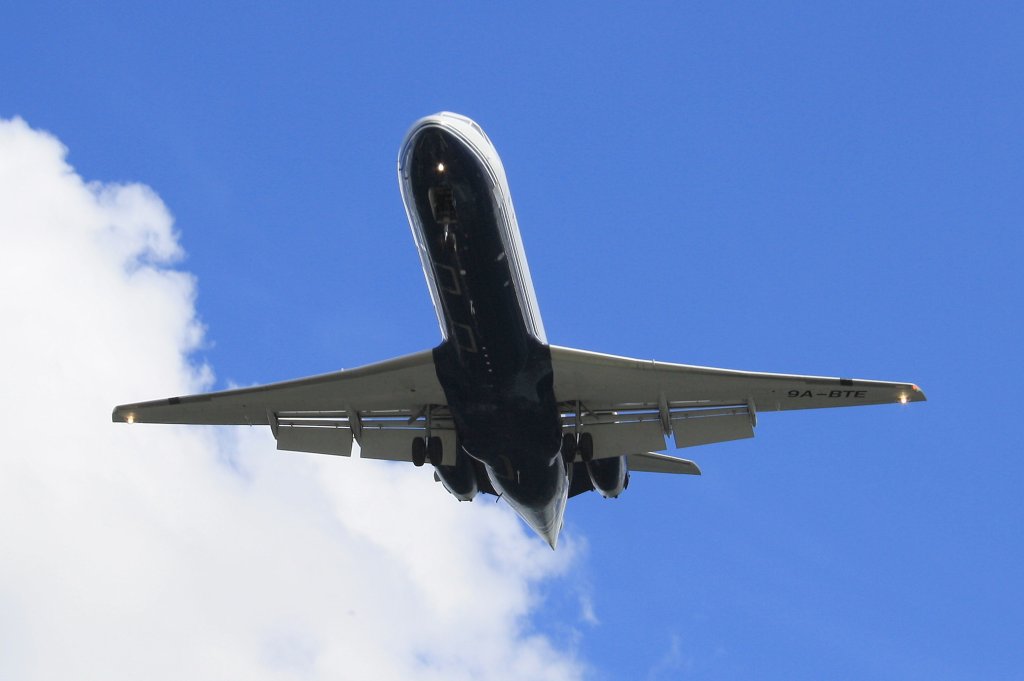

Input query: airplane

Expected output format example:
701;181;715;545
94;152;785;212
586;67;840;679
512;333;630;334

113;112;926;548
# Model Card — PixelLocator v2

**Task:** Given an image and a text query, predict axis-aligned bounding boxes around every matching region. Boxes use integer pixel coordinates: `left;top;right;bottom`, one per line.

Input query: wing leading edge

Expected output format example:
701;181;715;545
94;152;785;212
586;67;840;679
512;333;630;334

112;349;445;425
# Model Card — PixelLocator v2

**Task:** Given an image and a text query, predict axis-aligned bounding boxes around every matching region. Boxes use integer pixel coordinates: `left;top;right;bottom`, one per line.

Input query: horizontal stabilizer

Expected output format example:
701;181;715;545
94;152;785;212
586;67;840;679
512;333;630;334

628;452;701;475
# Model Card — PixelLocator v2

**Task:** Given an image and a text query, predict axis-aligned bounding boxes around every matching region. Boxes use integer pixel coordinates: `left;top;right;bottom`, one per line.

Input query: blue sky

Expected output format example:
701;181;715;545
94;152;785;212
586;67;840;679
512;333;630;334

3;2;1022;679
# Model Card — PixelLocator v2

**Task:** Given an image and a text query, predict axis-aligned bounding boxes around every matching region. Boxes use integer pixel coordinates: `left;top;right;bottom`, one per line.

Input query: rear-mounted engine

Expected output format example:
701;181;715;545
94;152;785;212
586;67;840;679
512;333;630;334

434;449;478;501
586;455;629;498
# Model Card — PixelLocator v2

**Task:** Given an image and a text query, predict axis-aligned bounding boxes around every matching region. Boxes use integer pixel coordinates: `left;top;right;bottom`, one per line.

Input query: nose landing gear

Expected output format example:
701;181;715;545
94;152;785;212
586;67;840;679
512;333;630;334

428;186;457;225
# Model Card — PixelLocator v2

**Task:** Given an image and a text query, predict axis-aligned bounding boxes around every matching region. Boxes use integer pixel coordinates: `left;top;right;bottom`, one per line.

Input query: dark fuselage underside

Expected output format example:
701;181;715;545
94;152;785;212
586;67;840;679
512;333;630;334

404;126;566;536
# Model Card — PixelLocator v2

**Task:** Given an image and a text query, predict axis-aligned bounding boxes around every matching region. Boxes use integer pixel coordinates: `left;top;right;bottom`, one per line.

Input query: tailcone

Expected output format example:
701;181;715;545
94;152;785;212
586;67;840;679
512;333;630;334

499;471;568;550
519;500;564;550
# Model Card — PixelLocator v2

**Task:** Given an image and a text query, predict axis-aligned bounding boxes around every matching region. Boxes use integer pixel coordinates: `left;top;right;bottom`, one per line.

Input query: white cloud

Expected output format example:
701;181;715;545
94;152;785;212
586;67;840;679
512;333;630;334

0;117;584;680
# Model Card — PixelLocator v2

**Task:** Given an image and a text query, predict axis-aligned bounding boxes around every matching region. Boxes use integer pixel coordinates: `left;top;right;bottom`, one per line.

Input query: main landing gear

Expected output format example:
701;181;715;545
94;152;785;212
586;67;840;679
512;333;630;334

561;432;593;462
411;436;443;467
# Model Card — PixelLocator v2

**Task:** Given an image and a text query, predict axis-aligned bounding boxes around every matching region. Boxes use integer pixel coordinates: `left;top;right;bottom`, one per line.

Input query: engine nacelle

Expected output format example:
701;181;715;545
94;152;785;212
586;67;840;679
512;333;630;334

586;455;629;498
434;449;478;501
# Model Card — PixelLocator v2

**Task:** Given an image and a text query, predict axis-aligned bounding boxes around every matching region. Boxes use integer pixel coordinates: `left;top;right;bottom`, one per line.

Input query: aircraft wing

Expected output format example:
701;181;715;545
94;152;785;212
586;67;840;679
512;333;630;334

550;345;925;461
112;349;458;464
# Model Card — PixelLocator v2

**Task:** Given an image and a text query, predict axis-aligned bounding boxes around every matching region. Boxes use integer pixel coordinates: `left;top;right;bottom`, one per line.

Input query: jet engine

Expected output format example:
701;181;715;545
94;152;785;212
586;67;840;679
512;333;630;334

585;455;629;499
434;448;479;501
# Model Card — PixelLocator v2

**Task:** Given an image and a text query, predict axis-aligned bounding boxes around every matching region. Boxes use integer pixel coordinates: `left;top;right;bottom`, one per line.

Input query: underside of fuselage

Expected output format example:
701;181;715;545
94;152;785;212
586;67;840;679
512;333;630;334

398;114;569;546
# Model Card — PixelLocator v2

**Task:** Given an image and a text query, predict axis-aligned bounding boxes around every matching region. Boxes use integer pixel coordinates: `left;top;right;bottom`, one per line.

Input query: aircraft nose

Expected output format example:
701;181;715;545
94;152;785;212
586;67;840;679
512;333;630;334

409;126;467;170
398;114;497;190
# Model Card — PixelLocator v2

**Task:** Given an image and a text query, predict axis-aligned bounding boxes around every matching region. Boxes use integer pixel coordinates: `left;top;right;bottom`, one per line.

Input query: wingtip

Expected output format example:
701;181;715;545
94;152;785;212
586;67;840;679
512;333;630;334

901;384;927;404
111;406;133;423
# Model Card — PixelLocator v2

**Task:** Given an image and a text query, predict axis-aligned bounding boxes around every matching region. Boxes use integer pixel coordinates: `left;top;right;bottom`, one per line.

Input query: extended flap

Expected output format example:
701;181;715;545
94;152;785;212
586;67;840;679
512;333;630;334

673;412;753;449
579;420;667;460
360;429;456;466
276;426;354;456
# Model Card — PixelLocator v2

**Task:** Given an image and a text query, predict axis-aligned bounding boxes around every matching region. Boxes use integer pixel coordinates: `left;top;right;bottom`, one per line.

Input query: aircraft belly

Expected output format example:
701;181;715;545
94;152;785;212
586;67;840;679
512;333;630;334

399;117;566;543
404;124;561;446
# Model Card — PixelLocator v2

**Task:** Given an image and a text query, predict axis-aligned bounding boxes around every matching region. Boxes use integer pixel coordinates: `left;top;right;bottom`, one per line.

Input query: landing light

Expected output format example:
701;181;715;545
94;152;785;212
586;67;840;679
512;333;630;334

898;395;908;405
126;413;135;424
436;162;446;173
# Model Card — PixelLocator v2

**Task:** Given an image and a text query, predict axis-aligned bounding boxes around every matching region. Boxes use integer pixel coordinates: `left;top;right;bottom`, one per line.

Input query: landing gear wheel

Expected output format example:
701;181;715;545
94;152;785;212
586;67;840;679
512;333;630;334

412;437;427;467
561;432;578;461
578;432;594;463
427;436;443;466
